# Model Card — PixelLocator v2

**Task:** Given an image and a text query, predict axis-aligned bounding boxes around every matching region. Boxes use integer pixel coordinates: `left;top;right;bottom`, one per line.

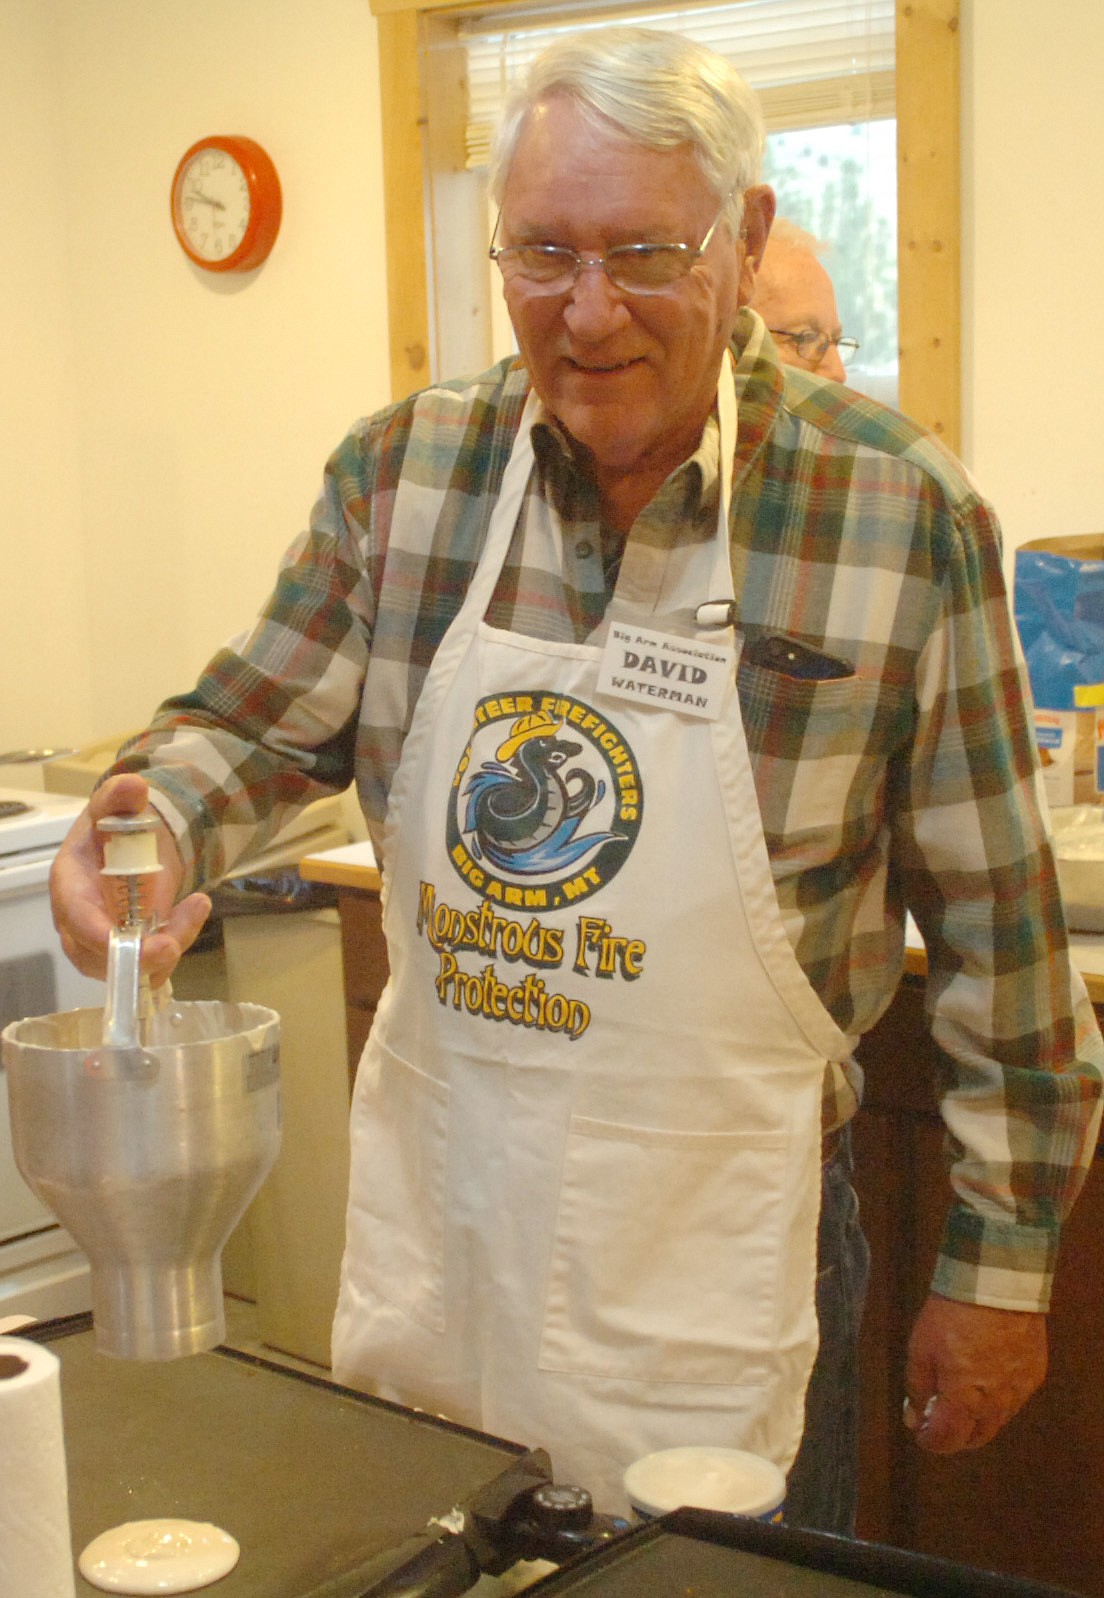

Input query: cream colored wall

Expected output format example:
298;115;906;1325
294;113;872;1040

1;0;388;755
961;0;1104;580
2;3;94;752
5;0;1101;761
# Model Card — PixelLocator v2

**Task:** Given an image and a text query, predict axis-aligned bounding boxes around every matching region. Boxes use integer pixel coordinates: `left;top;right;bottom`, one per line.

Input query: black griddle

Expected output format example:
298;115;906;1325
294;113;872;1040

522;1508;1085;1597
33;1316;1084;1598
32;1313;531;1598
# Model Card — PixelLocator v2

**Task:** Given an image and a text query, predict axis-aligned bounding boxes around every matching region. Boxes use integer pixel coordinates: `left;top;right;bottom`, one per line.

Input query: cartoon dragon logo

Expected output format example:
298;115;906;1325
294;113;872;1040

461;709;618;876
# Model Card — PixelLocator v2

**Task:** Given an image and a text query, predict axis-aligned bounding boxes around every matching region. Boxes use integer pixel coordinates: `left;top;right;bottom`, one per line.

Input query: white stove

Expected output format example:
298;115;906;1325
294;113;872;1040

0;786;102;1325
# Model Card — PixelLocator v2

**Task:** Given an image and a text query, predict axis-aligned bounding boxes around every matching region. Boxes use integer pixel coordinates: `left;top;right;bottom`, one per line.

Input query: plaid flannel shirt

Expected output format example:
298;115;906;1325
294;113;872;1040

117;310;1103;1311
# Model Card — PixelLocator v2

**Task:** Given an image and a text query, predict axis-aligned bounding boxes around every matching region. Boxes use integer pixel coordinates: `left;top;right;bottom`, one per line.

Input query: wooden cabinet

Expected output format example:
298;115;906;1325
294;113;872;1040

332;884;389;1087
853;977;1104;1596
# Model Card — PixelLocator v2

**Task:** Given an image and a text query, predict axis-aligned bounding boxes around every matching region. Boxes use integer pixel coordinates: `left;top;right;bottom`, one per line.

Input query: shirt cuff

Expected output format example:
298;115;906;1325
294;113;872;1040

932;1205;1058;1313
134;775;214;895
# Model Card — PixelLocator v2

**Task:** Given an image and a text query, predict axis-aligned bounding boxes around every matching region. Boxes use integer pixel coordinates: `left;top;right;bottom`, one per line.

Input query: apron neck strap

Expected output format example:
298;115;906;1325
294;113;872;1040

610;352;739;623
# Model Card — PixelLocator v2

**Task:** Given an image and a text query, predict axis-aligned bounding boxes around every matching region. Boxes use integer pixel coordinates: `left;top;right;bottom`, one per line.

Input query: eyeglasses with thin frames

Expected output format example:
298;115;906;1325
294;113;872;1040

768;327;860;367
488;192;736;298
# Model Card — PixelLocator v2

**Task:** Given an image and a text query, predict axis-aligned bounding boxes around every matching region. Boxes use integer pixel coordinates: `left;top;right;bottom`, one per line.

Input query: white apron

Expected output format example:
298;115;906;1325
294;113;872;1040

332;358;854;1511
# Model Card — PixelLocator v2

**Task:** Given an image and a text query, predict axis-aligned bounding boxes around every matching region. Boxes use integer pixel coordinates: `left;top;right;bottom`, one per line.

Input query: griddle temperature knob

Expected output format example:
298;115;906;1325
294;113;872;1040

528;1482;595;1532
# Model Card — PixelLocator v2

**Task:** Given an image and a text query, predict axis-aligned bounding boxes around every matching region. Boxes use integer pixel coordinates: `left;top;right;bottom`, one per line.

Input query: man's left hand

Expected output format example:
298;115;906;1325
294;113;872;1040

903;1293;1047;1453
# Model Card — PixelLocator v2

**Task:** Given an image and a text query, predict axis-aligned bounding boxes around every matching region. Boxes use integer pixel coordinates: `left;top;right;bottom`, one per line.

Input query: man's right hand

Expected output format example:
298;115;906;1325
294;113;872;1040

49;772;212;987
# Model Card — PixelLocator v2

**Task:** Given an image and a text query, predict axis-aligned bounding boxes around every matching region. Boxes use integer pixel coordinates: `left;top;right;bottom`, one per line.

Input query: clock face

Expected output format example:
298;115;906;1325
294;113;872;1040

171;136;282;273
175;147;252;264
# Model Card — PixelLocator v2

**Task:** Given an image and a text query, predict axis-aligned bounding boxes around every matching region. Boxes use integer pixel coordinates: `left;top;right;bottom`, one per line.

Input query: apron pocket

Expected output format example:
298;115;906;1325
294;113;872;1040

539;1114;788;1385
347;1040;449;1334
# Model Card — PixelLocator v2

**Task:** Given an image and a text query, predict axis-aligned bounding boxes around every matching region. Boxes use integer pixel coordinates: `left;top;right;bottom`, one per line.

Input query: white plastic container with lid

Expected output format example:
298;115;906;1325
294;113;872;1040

623;1446;786;1524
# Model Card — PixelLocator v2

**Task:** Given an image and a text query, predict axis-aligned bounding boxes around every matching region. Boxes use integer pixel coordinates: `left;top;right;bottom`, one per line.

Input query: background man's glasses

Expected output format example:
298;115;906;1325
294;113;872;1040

489;195;733;298
769;328;860;366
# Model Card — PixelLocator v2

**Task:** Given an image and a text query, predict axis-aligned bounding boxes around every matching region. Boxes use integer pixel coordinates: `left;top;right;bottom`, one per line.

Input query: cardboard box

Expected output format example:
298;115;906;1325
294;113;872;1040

1033;708;1096;808
1019;533;1104;562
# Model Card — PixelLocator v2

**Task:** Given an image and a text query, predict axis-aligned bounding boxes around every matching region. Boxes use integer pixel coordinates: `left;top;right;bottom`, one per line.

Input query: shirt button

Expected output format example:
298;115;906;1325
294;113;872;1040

575;540;594;561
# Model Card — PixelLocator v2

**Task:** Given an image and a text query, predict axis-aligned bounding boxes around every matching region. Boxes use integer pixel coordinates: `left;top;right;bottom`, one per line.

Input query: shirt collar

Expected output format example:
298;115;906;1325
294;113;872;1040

531;391;718;509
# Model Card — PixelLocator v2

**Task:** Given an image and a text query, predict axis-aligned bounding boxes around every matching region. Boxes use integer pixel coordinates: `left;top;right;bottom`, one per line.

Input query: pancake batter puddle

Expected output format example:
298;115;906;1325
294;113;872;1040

78;1519;240;1594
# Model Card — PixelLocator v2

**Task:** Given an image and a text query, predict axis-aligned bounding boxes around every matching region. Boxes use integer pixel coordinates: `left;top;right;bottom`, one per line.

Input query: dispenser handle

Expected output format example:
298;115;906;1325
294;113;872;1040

91;810;167;1075
101;925;143;1050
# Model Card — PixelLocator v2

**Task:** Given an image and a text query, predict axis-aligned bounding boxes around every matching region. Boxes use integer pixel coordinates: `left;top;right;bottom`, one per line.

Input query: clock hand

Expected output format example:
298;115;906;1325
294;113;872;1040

186;189;226;211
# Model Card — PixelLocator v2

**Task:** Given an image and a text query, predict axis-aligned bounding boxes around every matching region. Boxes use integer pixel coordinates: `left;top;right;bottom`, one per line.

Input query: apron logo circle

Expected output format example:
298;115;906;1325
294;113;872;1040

446;691;643;908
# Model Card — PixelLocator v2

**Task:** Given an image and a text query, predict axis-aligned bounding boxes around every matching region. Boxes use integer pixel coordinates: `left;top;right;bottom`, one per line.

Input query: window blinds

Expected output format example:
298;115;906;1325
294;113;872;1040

454;0;895;169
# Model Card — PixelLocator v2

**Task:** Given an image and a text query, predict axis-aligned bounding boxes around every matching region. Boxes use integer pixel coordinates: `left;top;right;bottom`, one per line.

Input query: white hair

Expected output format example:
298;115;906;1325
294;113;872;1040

765;217;831;258
488;26;765;237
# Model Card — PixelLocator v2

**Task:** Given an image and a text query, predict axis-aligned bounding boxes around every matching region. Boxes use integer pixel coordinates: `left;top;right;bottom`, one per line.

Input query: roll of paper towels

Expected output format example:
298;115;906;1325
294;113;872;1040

0;1336;76;1598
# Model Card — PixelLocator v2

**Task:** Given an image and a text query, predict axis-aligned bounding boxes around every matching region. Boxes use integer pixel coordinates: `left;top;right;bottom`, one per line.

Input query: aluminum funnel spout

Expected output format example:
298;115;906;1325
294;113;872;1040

2;998;280;1360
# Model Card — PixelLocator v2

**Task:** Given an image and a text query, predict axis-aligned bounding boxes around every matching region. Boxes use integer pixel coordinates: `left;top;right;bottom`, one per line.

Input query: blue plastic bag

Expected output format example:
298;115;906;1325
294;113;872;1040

1014;544;1104;710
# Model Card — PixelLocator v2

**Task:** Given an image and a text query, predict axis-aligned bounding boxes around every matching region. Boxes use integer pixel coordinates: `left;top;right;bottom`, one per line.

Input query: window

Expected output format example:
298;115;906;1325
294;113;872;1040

371;0;960;446
426;0;897;398
459;0;895;168
765;119;898;403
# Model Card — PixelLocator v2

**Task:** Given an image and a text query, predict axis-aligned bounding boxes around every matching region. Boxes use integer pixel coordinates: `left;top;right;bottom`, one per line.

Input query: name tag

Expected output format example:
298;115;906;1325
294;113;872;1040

597;622;735;721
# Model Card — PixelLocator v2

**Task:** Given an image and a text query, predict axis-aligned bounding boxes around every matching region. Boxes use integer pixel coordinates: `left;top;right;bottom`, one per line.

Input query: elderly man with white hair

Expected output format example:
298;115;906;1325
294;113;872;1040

750;216;858;382
51;26;1102;1535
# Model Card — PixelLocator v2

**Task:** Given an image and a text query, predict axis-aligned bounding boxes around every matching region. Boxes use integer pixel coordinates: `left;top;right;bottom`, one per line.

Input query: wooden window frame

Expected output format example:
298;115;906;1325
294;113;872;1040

371;0;960;451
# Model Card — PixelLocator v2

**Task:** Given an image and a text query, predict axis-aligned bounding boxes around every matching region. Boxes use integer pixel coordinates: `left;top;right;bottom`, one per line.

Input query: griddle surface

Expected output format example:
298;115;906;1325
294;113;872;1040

532;1530;901;1594
526;1510;1083;1598
38;1317;525;1598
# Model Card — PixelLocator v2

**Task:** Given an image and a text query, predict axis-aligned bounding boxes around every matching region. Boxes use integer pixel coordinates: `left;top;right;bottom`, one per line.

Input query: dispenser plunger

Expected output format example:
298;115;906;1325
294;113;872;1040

97;809;164;930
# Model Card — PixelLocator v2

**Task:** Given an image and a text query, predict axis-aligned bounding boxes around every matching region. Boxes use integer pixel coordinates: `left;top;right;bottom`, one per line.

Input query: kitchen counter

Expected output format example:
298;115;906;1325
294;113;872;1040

301;841;1104;1006
300;839;382;894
